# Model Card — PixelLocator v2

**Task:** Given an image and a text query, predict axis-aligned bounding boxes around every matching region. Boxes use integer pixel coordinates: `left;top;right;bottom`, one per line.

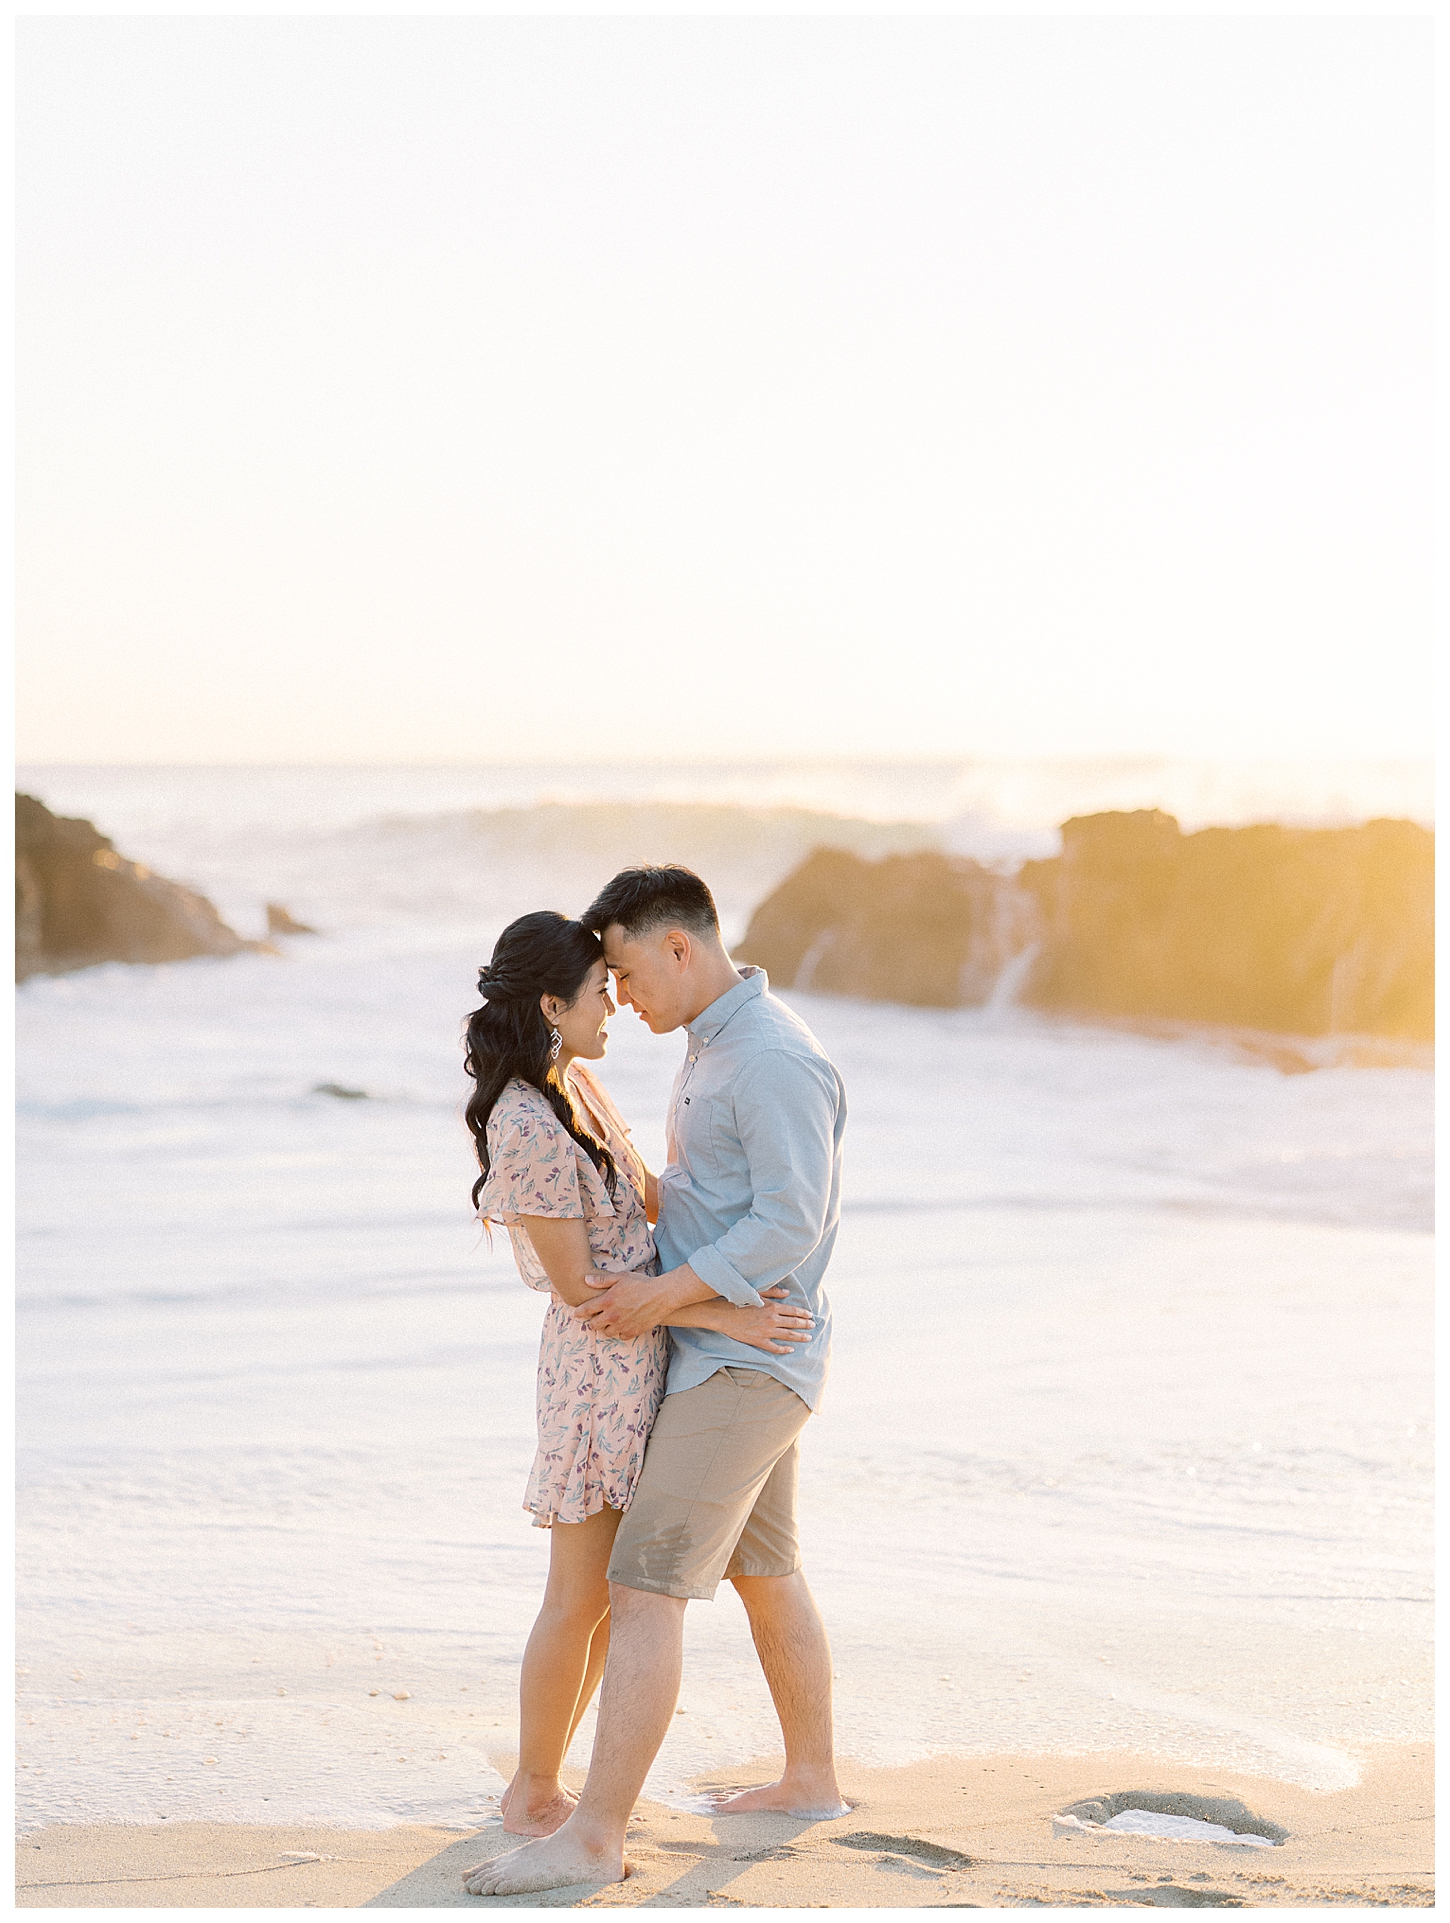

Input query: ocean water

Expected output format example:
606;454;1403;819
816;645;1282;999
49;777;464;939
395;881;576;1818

15;762;1433;1832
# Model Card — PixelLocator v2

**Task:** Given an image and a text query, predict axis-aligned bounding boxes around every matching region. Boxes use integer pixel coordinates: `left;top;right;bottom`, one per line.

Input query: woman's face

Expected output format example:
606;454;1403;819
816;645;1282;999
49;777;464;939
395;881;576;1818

547;959;615;1064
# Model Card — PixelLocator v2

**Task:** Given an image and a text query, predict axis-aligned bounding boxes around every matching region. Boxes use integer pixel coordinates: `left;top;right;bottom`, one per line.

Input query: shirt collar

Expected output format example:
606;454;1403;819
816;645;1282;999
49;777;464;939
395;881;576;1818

687;966;767;1046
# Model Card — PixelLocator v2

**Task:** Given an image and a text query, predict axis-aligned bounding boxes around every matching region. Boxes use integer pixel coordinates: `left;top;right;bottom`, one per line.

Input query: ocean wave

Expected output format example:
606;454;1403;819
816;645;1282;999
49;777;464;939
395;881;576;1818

14;1088;450;1123
14;1272;510;1314
11;791;956;951
312;800;946;933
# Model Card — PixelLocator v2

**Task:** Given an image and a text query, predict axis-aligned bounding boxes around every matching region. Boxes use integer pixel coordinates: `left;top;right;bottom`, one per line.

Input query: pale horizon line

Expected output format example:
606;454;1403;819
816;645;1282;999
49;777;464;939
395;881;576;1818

16;752;1435;773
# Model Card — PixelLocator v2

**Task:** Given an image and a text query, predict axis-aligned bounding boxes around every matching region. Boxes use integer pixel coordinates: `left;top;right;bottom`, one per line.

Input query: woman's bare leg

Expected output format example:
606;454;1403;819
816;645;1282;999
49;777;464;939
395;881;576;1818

502;1506;621;1836
506;1611;609;1821
563;1611;611;1753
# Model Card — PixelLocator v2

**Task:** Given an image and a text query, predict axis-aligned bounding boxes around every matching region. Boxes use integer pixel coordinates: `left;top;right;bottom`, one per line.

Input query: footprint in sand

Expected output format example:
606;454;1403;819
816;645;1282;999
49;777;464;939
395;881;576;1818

833;1832;977;1871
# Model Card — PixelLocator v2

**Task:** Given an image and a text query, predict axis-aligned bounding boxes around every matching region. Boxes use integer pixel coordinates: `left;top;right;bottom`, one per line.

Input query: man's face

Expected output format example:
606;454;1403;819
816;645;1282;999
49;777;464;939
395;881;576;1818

601;924;693;1034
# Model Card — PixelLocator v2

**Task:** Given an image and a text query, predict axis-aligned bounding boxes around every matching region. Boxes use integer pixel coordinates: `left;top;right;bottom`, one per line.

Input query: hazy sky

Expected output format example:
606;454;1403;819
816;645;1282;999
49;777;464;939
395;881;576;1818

17;16;1432;765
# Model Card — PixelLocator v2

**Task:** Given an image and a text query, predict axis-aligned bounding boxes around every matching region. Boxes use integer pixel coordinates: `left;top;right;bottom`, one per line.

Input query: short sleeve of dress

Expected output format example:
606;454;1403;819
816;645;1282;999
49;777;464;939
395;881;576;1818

478;1087;585;1223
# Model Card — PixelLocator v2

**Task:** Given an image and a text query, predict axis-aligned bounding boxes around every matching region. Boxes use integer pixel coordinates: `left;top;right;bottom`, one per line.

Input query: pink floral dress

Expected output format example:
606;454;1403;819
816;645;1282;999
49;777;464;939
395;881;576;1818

477;1064;667;1528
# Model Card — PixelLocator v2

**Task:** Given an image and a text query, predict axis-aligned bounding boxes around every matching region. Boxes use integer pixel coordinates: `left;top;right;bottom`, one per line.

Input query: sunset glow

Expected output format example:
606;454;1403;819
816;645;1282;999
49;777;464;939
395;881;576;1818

17;17;1431;766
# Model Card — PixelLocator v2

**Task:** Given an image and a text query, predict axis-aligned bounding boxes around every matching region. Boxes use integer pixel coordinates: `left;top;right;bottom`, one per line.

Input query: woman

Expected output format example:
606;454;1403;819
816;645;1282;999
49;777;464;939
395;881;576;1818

463;910;812;1838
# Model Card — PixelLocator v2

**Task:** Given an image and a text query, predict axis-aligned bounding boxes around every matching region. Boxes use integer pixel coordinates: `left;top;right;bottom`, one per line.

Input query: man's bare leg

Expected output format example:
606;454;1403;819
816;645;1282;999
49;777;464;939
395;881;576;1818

709;1570;850;1816
463;1585;685;1896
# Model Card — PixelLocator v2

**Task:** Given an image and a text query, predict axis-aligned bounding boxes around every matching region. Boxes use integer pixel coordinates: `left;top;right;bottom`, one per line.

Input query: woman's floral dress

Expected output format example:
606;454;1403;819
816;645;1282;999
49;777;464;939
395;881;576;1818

477;1064;667;1528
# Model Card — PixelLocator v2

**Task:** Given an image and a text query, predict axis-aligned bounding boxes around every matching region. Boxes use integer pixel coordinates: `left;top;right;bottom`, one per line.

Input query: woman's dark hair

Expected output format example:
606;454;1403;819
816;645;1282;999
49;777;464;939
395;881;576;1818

463;910;617;1212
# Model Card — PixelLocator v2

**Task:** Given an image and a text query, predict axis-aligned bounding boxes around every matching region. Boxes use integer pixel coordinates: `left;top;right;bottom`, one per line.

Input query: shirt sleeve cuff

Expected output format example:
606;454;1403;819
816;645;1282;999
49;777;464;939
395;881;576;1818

688;1244;766;1308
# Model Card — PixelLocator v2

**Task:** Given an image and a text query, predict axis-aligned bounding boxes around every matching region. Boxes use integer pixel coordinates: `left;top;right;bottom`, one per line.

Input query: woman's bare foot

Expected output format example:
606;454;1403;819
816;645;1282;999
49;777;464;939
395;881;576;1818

709;1776;852;1818
503;1786;579;1836
462;1825;626;1897
498;1770;580;1836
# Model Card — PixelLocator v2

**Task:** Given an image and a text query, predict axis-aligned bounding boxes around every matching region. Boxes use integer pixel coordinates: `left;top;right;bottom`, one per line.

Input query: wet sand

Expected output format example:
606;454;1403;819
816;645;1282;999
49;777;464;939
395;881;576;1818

16;1742;1431;1907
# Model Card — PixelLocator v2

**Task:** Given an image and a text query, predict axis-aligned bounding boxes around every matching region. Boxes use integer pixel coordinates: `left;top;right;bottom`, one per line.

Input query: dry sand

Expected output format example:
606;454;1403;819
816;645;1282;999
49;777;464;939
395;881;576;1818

15;1743;1431;1909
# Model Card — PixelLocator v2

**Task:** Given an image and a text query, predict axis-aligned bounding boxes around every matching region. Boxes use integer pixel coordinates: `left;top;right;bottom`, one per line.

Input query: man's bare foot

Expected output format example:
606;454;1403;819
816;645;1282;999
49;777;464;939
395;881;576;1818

709;1777;853;1818
461;1826;626;1897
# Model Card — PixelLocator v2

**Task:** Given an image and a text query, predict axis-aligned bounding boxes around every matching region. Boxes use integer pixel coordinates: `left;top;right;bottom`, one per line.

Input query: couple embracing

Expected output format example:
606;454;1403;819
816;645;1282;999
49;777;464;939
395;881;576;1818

460;864;849;1897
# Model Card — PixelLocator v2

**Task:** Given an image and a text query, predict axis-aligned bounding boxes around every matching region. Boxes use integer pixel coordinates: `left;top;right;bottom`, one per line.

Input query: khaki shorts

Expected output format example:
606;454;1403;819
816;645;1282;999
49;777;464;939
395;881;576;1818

608;1367;811;1601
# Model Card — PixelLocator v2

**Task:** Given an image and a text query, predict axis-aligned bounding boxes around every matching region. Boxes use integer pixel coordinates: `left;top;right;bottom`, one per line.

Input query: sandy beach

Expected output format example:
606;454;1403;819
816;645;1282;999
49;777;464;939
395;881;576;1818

16;1742;1431;1908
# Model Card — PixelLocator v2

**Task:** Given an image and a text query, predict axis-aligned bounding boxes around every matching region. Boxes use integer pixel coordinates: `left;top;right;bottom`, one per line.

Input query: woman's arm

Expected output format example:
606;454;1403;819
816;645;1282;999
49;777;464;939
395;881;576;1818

514;1215;599;1309
664;1290;814;1355
522;1214;815;1355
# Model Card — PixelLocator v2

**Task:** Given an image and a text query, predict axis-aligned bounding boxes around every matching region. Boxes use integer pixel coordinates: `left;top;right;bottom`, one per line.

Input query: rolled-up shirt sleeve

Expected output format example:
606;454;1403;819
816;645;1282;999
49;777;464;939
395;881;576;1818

687;1050;840;1308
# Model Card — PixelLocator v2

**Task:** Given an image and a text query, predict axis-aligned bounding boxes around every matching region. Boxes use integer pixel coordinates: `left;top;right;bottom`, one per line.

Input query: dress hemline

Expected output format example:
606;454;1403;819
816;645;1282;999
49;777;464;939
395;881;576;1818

524;1491;633;1530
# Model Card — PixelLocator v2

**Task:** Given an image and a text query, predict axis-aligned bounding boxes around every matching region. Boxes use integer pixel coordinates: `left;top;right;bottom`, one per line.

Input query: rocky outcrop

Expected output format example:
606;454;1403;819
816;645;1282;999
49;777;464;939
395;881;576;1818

735;846;1037;1008
16;793;267;982
1021;811;1432;1040
736;812;1433;1041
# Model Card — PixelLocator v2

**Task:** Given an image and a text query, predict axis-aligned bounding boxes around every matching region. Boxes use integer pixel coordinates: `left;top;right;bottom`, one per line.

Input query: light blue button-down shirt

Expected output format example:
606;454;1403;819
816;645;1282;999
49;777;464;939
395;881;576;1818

656;968;846;1412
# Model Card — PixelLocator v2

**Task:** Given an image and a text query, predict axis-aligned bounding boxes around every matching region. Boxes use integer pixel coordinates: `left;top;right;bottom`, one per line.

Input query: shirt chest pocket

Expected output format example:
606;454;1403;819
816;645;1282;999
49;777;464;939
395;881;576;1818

680;1083;745;1188
673;1067;713;1156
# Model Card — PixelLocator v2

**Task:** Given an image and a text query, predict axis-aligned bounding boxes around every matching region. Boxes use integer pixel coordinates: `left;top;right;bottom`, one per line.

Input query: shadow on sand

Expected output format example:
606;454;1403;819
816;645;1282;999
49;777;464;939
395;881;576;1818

364;1814;827;1908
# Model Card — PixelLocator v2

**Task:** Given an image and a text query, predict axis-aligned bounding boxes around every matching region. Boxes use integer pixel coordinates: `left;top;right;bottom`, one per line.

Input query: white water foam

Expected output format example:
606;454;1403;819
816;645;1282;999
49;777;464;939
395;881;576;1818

1054;1810;1277;1847
1102;1811;1274;1847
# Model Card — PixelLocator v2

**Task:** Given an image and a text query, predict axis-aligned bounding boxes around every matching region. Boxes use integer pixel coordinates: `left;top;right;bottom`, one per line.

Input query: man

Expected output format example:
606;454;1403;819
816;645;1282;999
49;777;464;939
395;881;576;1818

464;864;848;1897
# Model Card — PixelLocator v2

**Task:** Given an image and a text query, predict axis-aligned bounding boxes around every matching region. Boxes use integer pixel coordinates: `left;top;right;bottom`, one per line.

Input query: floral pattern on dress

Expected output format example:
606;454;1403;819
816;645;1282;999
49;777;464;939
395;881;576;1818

478;1066;666;1528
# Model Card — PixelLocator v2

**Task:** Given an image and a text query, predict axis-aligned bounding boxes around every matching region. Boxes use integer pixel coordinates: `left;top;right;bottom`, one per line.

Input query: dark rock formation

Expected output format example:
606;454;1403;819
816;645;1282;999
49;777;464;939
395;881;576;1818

16;793;267;982
267;902;318;936
737;812;1433;1041
735;846;1035;1008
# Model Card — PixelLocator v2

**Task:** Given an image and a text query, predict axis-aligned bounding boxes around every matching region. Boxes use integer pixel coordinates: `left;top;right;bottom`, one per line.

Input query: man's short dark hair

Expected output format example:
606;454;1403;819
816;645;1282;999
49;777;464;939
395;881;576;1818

583;865;720;941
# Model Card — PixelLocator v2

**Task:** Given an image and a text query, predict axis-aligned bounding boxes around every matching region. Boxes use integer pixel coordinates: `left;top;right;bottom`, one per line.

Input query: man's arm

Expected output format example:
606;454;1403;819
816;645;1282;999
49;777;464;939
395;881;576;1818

520;1220;724;1323
685;1049;839;1302
573;1050;839;1339
567;1260;715;1336
571;1274;814;1347
524;1215;811;1351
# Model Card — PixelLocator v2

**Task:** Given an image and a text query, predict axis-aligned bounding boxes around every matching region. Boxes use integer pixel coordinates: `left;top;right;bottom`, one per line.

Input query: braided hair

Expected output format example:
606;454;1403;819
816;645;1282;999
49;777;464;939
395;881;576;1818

463;910;618;1212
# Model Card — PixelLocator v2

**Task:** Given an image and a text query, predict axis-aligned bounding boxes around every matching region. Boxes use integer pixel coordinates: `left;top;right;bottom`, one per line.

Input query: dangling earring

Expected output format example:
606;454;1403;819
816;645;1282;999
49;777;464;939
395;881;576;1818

549;1026;562;1063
